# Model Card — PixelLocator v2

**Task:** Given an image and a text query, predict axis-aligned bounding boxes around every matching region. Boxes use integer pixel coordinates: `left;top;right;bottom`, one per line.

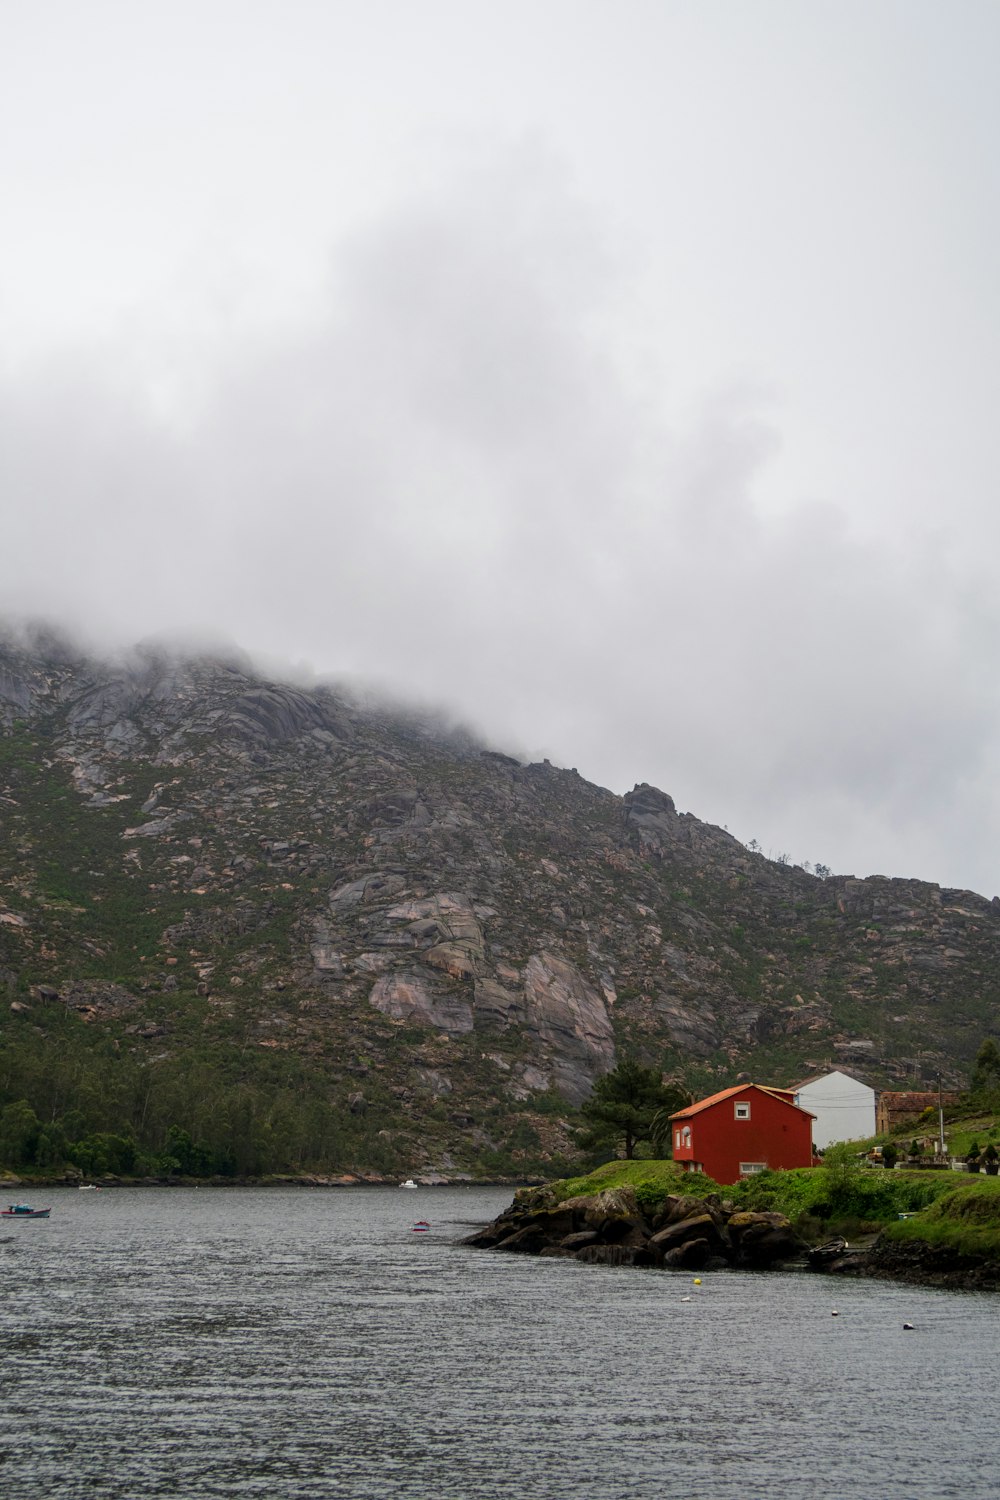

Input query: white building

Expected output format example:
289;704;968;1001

792;1070;877;1151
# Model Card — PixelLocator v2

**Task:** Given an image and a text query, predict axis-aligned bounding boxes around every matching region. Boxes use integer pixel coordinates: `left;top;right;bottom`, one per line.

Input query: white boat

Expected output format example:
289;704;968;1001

401;1179;418;1189
78;1184;101;1191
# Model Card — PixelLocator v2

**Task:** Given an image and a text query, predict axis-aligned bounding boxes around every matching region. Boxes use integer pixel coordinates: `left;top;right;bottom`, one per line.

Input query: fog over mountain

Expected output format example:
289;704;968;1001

3;3;999;898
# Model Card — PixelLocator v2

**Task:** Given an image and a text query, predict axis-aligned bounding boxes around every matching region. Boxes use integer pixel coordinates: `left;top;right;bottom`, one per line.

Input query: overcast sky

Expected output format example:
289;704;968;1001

2;1;999;896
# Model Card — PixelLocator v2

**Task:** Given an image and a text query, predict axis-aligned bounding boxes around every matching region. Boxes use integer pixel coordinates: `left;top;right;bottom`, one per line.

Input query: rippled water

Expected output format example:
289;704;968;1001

1;1185;998;1498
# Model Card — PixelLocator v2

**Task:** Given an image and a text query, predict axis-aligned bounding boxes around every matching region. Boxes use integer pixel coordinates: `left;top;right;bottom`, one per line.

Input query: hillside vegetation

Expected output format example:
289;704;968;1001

2;628;1000;1179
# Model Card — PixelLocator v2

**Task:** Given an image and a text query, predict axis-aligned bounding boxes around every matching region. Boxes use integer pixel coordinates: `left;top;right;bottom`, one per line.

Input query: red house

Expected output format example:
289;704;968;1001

670;1084;815;1185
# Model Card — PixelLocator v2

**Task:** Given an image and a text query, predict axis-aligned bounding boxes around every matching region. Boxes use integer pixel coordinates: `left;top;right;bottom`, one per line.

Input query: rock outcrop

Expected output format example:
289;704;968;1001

464;1185;808;1270
521;953;615;1103
816;1232;1000;1291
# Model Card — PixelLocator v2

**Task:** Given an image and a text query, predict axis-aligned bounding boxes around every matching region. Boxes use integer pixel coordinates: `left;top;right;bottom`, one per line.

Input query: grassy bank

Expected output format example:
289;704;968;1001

879;1178;1000;1260
540;1157;1000;1248
547;1159;708;1207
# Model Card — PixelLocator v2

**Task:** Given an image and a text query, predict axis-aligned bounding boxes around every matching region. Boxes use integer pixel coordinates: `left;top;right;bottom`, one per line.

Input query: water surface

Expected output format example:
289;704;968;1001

1;1185;997;1498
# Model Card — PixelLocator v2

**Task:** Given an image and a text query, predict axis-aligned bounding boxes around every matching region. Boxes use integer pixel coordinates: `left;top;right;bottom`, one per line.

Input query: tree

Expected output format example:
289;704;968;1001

577;1060;690;1161
162;1125;215;1177
0;1100;41;1168
971;1038;1000;1100
69;1132;137;1177
35;1122;69;1169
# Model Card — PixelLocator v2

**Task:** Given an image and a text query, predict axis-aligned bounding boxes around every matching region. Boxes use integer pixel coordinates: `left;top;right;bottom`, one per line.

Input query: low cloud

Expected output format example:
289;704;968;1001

3;150;999;895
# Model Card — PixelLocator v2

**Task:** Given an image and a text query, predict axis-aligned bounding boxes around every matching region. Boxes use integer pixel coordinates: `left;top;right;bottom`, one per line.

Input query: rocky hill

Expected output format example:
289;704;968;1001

1;627;998;1178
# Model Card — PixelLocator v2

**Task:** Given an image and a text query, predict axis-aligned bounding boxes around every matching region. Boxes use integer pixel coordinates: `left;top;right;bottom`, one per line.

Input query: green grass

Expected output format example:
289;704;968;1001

827;1105;1000;1175
729;1163;963;1238
539;1157;980;1236
880;1178;1000;1259
549;1158;716;1207
939;1116;1000;1159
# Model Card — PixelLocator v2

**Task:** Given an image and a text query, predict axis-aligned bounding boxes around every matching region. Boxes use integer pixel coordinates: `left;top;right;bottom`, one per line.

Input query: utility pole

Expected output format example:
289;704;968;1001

937;1073;946;1161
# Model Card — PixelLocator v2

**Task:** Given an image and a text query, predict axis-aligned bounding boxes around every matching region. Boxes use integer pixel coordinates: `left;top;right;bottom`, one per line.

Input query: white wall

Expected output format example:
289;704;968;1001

794;1071;876;1150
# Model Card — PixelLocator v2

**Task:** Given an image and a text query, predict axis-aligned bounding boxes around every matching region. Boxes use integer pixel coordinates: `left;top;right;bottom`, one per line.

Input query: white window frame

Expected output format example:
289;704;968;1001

739;1161;766;1176
734;1101;751;1120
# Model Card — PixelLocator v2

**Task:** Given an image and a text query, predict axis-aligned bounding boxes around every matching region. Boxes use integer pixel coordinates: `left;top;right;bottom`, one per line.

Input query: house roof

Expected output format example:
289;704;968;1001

671;1083;815;1122
791;1069;872;1091
879;1091;954;1110
670;1085;745;1119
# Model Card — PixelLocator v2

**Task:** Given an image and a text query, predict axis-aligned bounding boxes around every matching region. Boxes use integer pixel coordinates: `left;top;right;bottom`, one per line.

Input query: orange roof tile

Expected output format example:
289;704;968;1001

671;1082;815;1120
670;1085;747;1119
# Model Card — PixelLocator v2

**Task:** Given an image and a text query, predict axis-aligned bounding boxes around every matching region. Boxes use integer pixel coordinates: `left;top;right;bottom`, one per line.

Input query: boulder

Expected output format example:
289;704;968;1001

466;1188;803;1272
651;1195;712;1230
580;1185;643;1224
663;1238;713;1269
648;1213;720;1254
494;1226;550;1254
571;1187;651;1249
727;1211;806;1268
740;1226;808;1267
597;1215;651;1249
519;1207;581;1240
559;1230;599;1250
462;1223;514;1249
575;1244;657;1268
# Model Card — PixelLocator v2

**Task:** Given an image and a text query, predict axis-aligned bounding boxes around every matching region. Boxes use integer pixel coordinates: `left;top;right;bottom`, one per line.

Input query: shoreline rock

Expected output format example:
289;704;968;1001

466;1188;1000;1292
816;1234;1000;1291
463;1184;809;1271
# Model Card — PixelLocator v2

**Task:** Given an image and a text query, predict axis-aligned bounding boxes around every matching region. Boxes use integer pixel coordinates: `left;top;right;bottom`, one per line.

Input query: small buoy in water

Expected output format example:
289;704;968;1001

680;1296;692;1302
693;1278;702;1285
831;1310;839;1317
903;1322;914;1330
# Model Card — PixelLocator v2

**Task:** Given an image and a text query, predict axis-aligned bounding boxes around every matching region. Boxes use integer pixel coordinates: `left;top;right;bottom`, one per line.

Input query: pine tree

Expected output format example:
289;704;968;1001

576;1059;689;1160
971;1038;1000;1100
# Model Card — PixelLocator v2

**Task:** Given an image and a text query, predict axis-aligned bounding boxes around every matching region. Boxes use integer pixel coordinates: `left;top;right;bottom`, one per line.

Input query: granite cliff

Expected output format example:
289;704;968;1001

1;627;998;1177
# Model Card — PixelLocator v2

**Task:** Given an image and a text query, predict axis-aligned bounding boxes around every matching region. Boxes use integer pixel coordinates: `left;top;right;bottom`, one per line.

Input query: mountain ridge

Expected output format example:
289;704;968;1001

1;626;997;1176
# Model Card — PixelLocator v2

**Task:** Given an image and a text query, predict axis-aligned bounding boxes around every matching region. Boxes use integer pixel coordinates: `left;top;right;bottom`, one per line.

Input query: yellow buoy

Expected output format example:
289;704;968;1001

693;1278;702;1285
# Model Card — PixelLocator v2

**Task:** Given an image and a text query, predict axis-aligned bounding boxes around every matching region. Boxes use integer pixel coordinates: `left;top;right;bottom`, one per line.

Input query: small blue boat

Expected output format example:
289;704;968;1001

2;1204;51;1219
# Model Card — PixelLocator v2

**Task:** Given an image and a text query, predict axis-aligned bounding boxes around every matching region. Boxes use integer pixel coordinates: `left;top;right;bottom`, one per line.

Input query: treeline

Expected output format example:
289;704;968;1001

0;1023;403;1179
